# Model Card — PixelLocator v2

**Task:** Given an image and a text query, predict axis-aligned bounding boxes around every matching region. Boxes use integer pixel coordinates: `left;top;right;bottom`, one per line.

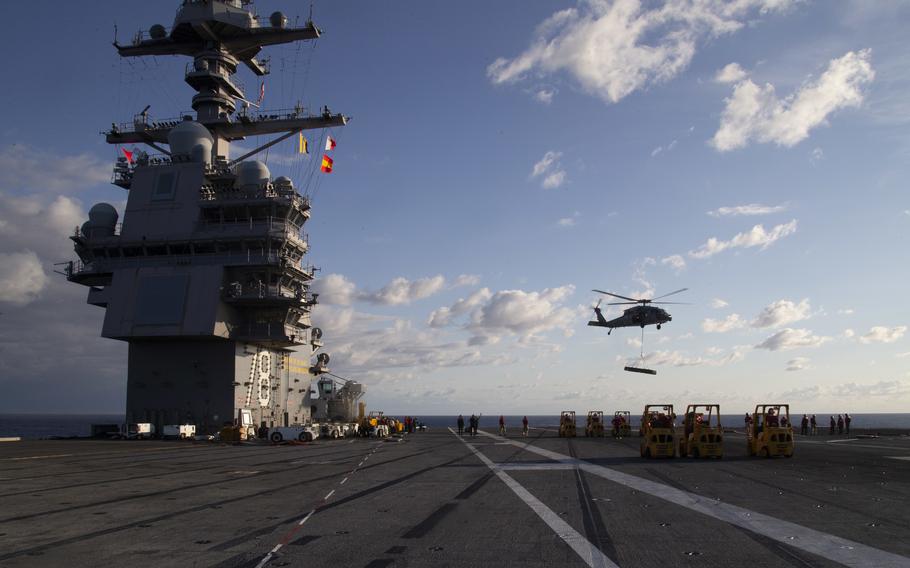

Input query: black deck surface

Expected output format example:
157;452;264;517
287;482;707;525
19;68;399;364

1;429;909;567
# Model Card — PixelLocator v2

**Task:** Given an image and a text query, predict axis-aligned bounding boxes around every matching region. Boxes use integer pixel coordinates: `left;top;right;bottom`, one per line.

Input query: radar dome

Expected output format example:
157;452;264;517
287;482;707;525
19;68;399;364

235;160;271;189
274;176;293;188
270;12;288;28
81;203;119;238
149;24;167;39
167;120;213;165
88;203;119;227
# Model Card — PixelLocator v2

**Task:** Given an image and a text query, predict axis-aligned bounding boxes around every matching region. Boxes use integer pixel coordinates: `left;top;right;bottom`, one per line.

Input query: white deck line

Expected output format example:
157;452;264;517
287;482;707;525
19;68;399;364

451;428;618;568
478;430;910;568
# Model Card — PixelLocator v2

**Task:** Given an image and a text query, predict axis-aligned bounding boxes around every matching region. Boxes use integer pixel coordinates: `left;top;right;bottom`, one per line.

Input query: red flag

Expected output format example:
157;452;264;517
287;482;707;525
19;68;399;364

121;148;134;163
325;136;336;151
320;154;333;173
257;82;265;105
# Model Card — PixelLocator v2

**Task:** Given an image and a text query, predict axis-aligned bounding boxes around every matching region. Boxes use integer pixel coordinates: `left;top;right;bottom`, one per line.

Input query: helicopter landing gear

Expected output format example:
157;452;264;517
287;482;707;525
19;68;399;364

608;329;612;335
657;324;662;330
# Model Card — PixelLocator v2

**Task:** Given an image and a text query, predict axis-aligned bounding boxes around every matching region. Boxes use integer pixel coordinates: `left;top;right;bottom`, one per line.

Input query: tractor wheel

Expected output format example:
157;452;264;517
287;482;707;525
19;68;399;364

270;432;283;443
297;432;308;442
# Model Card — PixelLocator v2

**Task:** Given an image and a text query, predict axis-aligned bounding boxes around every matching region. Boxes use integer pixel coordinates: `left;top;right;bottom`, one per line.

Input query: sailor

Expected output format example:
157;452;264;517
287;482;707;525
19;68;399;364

469;414;478;437
844;413;851;435
810;414;818;435
766;409;779;427
522;416;529;437
499;415;506;436
457;414;464;434
801;414;809;436
829;416;836;435
612;414;622;438
837;415;845;435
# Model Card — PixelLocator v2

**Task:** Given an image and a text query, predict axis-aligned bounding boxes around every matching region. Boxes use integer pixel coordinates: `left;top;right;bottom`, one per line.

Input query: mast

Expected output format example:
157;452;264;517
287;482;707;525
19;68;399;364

107;0;347;160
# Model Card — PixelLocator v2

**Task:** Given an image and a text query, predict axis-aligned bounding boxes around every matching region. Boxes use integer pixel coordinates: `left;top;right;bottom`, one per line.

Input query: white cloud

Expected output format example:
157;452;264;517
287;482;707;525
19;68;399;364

557;217;576;227
369;276;446;306
712;49;875;151
542;171;567;189
843;328;855;338
715;62;748;84
751;298;811;328
778;380;910;401
785;357;811;371
702;313;745;333
530;151;567;189
0;251;48;305
428;288;494;328
810;147;824;163
689;219;797;259
313;274;448;306
707;203;787;217
859;326;907;344
837;308;854;315
631;346;747;368
0;145;110;192
470;285;578;343
651;146;663;157
710;298;729;309
661;254;686;271
487;0;796;104
312;273;359;306
755;328;831;351
535;89;556;104
453;274;481;287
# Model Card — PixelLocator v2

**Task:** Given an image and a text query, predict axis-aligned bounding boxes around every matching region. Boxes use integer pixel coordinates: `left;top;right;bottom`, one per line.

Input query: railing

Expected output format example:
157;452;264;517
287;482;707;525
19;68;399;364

199;185;308;206
223;282;310;303
73;223;123;239
194;217;307;244
66;251;316;277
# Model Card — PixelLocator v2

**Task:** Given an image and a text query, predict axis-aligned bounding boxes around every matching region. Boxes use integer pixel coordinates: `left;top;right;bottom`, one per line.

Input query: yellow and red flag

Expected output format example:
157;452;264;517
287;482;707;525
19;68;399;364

320;154;333;173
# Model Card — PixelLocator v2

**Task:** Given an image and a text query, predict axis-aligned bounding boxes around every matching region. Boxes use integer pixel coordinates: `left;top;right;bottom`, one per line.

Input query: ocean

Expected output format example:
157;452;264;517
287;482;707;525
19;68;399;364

2;412;908;439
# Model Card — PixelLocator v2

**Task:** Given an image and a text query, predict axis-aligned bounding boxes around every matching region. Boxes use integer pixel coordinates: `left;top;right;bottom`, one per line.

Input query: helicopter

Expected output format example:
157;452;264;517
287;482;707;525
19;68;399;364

588;288;688;334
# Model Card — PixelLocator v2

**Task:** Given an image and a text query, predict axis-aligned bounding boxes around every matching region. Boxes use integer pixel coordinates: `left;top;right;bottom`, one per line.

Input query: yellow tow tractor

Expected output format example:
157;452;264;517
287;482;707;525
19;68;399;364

680;404;724;458
611;411;631;438
558;411;577;437
585;411;605;437
640;404;676;458
748;404;794;458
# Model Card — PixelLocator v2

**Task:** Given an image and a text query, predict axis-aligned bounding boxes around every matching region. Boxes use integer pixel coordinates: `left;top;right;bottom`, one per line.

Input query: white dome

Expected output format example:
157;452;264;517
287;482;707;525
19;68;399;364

167;120;213;164
235;160;271;188
88;203;118;227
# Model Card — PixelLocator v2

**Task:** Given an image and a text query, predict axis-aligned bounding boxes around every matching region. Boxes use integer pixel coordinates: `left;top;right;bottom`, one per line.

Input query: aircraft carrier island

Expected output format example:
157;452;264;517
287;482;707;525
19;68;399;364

2;1;909;567
62;0;354;435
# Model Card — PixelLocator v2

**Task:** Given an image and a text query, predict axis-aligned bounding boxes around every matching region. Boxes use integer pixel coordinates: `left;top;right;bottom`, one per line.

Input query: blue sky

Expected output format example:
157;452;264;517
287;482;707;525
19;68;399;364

1;1;909;415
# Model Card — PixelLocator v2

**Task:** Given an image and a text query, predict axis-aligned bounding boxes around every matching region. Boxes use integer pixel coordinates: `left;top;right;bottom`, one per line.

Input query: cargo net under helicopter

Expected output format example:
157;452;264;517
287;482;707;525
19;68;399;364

588;288;690;375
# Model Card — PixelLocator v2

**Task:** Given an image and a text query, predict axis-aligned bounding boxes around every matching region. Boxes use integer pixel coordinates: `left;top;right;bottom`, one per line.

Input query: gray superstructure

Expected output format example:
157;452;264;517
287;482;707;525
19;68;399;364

64;0;354;433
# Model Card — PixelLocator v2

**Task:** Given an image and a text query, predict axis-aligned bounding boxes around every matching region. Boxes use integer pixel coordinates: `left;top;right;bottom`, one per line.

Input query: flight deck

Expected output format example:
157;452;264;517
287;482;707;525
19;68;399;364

1;429;909;567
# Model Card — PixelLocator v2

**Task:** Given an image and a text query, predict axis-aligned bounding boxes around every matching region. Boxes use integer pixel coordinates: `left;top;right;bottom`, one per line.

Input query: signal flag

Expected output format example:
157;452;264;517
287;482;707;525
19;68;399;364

120;148;134;163
325;136;336;151
320;154;333;173
298;133;308;154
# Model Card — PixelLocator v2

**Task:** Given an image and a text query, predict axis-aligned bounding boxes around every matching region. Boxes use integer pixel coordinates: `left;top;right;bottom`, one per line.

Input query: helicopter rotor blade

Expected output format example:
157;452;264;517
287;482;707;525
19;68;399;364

651;287;688;301
593;289;640;302
651;301;691;305
594;299;602;309
607;301;639;305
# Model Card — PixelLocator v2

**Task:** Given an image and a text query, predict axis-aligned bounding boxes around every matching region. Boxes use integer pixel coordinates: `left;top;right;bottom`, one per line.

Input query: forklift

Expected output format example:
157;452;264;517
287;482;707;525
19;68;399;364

558;411;577;437
585;411;605;437
640;404;675;458
747;404;794;458
612;411;631;438
679;404;723;458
